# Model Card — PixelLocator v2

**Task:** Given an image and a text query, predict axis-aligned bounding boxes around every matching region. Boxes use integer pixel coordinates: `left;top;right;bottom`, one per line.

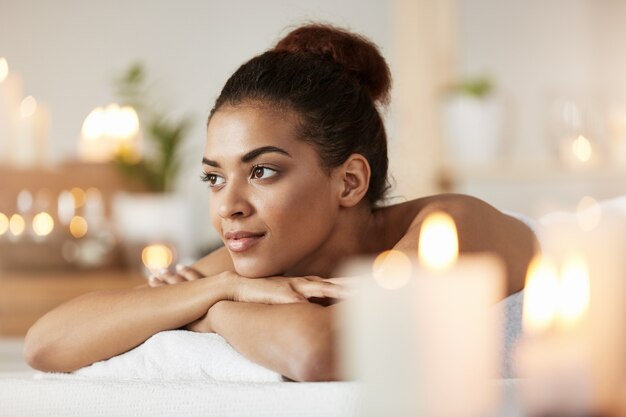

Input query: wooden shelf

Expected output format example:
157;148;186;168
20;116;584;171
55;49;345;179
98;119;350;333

0;269;145;336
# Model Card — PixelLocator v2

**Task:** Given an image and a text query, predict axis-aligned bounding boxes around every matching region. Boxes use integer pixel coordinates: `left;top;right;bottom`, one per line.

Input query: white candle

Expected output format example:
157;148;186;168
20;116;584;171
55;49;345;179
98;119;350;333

340;211;505;417
14;95;49;168
78;104;141;163
0;58;23;166
141;244;174;277
517;216;626;416
412;212;504;417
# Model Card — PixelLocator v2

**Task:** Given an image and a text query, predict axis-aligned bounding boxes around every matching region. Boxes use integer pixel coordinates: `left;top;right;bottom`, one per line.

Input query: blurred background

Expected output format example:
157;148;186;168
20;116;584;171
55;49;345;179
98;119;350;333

1;0;626;368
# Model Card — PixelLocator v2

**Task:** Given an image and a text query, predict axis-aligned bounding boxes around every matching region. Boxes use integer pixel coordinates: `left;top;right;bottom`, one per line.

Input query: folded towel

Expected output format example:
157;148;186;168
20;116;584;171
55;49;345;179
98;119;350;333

37;330;284;382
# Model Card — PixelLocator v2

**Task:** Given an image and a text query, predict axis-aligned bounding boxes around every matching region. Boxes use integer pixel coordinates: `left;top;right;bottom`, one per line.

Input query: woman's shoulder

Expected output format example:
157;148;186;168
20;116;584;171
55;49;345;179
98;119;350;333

375;193;503;247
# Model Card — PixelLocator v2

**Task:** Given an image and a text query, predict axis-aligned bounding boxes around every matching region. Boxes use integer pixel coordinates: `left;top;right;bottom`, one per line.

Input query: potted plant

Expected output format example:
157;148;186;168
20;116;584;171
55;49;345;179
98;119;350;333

442;75;503;165
110;63;196;266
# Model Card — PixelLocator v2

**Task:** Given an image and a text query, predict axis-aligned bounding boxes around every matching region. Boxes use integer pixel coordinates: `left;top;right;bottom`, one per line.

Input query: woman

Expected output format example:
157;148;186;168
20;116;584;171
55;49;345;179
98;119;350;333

24;24;536;382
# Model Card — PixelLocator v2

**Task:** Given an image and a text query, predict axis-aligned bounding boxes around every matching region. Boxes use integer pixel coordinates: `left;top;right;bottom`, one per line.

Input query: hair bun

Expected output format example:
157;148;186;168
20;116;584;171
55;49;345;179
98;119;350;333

274;24;391;105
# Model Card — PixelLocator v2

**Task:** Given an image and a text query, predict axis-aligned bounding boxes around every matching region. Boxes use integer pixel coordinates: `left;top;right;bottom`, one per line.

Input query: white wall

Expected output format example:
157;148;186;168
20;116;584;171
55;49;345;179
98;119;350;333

458;0;596;160
0;0;391;251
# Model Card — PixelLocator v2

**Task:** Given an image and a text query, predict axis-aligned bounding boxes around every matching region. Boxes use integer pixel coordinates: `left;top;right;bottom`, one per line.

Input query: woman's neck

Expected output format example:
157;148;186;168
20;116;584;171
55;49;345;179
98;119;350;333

284;202;387;278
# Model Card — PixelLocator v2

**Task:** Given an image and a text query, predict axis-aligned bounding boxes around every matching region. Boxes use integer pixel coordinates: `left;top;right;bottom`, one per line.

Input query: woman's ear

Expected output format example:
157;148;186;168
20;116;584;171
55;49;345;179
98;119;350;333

334;154;371;208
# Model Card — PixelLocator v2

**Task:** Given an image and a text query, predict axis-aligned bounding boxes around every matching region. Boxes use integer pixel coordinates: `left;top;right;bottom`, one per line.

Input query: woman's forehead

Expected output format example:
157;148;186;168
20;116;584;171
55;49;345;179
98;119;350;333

204;105;309;162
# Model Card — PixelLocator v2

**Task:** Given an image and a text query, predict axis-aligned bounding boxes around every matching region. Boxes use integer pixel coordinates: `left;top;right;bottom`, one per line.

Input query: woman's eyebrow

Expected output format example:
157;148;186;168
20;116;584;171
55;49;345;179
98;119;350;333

202;146;292;167
241;146;292;162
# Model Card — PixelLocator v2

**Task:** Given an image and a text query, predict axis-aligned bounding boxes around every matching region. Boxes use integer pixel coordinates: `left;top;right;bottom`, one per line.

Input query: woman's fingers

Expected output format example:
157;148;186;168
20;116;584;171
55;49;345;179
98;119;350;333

232;277;307;305
291;279;355;299
232;275;357;302
148;265;204;287
148;275;166;287
175;264;203;281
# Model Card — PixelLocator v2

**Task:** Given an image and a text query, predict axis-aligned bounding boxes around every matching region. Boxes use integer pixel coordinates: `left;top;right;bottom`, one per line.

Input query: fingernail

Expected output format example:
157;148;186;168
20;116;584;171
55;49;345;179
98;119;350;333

156;268;169;275
175;264;184;272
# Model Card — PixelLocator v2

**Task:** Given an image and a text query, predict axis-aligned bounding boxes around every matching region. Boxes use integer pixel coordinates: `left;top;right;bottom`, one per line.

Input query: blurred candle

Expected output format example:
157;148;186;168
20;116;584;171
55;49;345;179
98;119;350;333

57;190;75;225
517;253;594;415
411;212;504;417
14;95;49;168
0;212;9;236
69;215;88;238
78;104;141;163
9;214;25;237
517;217;626;416
340;211;504;417
559;134;595;169
0;58;22;165
141;244;174;276
32;211;54;237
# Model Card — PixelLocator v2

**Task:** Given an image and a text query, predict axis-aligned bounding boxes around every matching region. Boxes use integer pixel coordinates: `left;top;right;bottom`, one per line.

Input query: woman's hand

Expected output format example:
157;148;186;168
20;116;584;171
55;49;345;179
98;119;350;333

232;275;353;304
148;265;203;287
151;266;354;304
172;273;355;334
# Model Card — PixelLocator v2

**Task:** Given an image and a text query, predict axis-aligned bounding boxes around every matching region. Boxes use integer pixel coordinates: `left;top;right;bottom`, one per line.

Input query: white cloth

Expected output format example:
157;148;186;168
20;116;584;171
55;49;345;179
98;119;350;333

36;330;283;382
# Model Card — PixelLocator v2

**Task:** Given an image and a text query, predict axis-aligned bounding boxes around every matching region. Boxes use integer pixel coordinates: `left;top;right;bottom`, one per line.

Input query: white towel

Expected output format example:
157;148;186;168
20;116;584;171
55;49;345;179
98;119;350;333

36;330;284;382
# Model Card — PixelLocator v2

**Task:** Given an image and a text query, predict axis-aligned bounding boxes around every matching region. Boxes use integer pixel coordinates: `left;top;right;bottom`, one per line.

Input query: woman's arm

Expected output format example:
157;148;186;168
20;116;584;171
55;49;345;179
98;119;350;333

24;274;235;373
396;193;539;297
204;300;341;382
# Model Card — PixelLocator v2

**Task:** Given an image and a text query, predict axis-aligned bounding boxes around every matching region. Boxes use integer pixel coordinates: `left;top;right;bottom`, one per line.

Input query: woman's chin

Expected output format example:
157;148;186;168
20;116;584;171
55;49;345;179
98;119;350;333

233;260;282;278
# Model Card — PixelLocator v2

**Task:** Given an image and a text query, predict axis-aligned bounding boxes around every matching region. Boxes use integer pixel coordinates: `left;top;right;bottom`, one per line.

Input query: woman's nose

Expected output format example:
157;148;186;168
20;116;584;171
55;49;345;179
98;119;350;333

217;184;253;219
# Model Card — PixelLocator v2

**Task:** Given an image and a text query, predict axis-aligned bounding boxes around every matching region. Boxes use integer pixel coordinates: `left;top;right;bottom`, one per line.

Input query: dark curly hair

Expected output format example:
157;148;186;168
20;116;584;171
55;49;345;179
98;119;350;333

209;24;392;205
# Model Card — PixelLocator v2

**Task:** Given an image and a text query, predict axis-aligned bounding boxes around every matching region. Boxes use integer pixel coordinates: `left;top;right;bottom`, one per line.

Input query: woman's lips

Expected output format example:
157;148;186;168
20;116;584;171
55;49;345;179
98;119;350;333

224;231;265;253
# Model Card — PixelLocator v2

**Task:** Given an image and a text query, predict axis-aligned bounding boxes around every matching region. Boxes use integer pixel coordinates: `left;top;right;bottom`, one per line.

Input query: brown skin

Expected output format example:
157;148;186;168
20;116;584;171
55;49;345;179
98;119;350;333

23;104;537;382
171;104;537;381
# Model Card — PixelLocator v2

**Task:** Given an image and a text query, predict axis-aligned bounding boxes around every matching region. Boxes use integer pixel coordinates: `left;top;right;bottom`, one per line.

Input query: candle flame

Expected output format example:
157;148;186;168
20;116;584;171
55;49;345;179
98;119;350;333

9;214;25;236
69;216;88;238
81;107;106;140
558;254;590;327
0;212;8;235
0;57;8;82
572;135;592;162
20;96;37;118
523;256;560;334
32;212;54;237
142;244;174;271
418;211;458;271
372;250;412;290
111;106;139;138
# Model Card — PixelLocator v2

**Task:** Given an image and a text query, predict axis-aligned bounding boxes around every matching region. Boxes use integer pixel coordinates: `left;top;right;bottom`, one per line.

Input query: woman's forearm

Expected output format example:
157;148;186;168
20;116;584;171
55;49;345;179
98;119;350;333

209;301;338;382
24;274;232;373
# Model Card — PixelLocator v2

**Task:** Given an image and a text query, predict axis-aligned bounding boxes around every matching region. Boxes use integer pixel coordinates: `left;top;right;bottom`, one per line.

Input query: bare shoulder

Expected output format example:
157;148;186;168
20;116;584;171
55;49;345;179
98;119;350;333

191;245;235;276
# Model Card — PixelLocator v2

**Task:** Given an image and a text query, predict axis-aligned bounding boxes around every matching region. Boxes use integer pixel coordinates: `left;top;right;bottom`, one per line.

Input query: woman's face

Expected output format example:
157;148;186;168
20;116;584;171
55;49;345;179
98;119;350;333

203;104;341;277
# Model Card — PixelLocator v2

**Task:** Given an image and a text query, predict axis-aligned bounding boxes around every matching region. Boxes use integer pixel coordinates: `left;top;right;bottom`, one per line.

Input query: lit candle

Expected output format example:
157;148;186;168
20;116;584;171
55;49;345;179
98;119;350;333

516;253;594;415
0;58;23;166
559;134;595;169
32;211;54;238
57;190;75;226
141;244;174;277
411;212;504;417
8;213;25;239
78;104;141;163
0;212;9;237
69;215;88;239
517;216;626;416
340;211;505;417
14;95;50;168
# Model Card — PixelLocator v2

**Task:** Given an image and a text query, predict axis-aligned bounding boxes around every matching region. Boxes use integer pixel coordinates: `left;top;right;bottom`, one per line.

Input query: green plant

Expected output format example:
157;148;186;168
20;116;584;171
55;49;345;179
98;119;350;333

449;76;494;99
113;63;191;192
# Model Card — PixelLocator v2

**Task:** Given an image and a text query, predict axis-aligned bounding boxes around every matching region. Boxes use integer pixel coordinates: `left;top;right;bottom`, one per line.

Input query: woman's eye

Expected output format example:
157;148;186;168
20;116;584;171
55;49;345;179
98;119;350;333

251;166;278;180
201;173;226;187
